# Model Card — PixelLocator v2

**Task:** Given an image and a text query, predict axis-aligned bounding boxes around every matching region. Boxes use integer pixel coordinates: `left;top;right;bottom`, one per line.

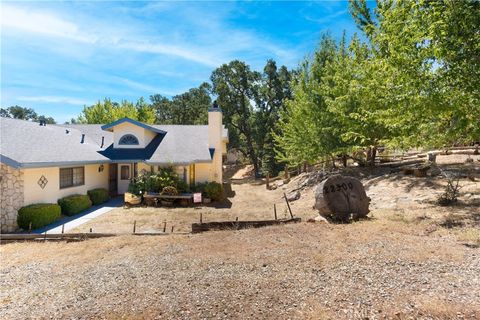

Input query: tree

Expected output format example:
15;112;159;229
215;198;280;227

0;106;56;124
77;98;155;124
349;0;480;147
275;34;346;167
211;60;262;176
37;115;56;124
150;83;211;125
0;106;37;120
255;60;293;175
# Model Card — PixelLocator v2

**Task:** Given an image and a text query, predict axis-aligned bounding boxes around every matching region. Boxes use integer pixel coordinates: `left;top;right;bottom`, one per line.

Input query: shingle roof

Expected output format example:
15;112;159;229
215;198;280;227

147;125;212;165
0;118;110;168
0;118;226;168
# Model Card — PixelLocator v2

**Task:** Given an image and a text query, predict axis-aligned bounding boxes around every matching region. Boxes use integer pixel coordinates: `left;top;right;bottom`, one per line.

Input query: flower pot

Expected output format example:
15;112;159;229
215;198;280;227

125;192;142;205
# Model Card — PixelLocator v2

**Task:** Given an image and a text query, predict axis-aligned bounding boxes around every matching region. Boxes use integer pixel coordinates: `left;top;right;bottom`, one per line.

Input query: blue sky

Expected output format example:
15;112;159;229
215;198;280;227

1;1;358;123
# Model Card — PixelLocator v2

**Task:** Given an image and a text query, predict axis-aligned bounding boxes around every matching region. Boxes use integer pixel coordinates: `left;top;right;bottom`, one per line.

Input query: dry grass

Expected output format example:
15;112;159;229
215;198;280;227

71;178;317;234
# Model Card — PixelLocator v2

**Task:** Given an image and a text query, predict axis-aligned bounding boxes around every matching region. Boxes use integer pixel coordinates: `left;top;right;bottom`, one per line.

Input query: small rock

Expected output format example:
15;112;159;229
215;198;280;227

307;216;329;224
286;190;300;202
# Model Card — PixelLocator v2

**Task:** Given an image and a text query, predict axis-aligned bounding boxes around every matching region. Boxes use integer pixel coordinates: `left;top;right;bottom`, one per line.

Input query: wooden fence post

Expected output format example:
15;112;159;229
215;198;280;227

283;193;294;219
61;224;65;234
266;172;270;190
200;212;203;224
163;221;167;233
28;222;32;234
133;220;136;234
274;204;277;220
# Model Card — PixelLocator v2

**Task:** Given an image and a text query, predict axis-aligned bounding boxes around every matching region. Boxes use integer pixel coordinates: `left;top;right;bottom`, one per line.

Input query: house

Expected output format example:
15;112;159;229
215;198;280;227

0;106;227;232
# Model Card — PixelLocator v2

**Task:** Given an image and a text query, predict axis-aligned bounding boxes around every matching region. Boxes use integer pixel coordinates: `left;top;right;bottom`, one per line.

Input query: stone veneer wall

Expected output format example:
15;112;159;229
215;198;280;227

1;164;24;233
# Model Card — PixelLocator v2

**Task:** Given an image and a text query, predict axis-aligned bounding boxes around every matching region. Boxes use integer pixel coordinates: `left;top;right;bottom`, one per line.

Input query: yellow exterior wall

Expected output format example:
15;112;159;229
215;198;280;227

112;122;156;149
144;130;156;146
208;110;224;183
137;162;153;174
23;163;109;205
194;163;212;184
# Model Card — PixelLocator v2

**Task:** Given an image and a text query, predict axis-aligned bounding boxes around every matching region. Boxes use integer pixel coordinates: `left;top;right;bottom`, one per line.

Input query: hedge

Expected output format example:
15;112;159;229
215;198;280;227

87;188;109;205
17;203;61;230
57;194;92;216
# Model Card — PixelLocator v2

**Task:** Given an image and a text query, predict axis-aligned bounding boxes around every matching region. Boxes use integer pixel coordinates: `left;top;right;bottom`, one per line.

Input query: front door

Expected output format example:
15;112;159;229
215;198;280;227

109;163;118;196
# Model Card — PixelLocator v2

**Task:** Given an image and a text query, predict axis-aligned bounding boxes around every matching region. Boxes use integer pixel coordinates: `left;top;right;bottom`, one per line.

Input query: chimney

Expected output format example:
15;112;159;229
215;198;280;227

81;134;85;144
101;136;105;148
208;101;223;183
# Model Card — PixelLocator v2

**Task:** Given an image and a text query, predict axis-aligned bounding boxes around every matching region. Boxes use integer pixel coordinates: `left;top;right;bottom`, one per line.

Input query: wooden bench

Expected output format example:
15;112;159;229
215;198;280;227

144;193;194;207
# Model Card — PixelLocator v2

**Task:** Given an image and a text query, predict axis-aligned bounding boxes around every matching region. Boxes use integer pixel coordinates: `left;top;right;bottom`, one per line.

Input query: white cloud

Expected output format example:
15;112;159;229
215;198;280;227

1;4;96;43
119;41;221;67
112;76;180;96
0;4;221;66
304;9;348;25
1;3;299;68
18;96;90;105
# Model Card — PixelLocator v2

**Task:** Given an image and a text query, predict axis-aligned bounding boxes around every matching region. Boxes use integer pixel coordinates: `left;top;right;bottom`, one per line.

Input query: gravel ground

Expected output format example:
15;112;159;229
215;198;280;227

1;222;479;319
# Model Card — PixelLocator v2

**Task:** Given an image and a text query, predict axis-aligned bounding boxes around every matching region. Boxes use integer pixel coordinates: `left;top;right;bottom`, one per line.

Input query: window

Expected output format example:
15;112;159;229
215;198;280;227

60;167;84;189
119;134;139;145
121;165;130;180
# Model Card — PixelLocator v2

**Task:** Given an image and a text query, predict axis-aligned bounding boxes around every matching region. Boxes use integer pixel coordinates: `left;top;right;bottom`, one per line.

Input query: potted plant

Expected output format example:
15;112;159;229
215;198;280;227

160;186;178;207
125;179;142;206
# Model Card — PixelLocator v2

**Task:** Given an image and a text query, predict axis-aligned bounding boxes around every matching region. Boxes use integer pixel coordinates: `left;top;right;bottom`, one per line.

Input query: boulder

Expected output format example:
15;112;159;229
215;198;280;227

314;175;370;221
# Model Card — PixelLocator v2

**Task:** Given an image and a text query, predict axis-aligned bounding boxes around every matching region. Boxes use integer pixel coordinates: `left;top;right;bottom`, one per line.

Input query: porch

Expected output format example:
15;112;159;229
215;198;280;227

107;162;212;195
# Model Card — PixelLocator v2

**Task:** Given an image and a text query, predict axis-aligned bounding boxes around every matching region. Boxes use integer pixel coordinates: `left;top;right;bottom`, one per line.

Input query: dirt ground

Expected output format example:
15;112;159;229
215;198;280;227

1;154;479;319
71;155;480;242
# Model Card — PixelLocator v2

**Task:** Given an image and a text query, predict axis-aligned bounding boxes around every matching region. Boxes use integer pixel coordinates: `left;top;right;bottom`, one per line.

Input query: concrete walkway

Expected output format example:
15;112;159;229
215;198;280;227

33;197;123;234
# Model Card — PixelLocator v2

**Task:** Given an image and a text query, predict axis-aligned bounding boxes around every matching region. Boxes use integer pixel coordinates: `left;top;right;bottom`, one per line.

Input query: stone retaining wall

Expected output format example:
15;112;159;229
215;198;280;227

1;164;24;233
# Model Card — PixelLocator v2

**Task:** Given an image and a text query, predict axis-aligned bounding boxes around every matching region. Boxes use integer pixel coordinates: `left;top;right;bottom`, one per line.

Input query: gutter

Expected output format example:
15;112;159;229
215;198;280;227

0;157;111;169
1;156;213;169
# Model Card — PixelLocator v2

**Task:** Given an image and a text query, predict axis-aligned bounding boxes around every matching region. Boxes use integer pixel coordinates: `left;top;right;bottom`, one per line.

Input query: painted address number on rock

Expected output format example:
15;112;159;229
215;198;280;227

323;182;354;194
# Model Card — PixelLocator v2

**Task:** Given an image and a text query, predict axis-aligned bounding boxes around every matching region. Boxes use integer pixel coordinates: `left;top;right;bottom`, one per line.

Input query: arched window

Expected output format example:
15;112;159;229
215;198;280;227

119;134;139;145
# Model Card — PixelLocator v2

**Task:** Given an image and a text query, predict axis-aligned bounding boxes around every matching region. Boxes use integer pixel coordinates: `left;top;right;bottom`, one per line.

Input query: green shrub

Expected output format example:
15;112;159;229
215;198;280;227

127;180;142;196
176;180;189;193
17;203;61;230
57;194;92;216
129;167;183;195
87;188;109;205
203;182;223;201
192;182;207;193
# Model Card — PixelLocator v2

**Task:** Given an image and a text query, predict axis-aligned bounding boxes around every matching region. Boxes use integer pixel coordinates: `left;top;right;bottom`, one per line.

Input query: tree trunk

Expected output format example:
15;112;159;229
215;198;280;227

366;146;377;167
331;156;337;169
342;154;348;168
370;146;377;167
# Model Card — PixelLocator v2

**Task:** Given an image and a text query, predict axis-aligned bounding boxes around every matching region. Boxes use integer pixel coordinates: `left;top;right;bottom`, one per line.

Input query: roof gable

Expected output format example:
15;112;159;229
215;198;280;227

101;117;166;134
